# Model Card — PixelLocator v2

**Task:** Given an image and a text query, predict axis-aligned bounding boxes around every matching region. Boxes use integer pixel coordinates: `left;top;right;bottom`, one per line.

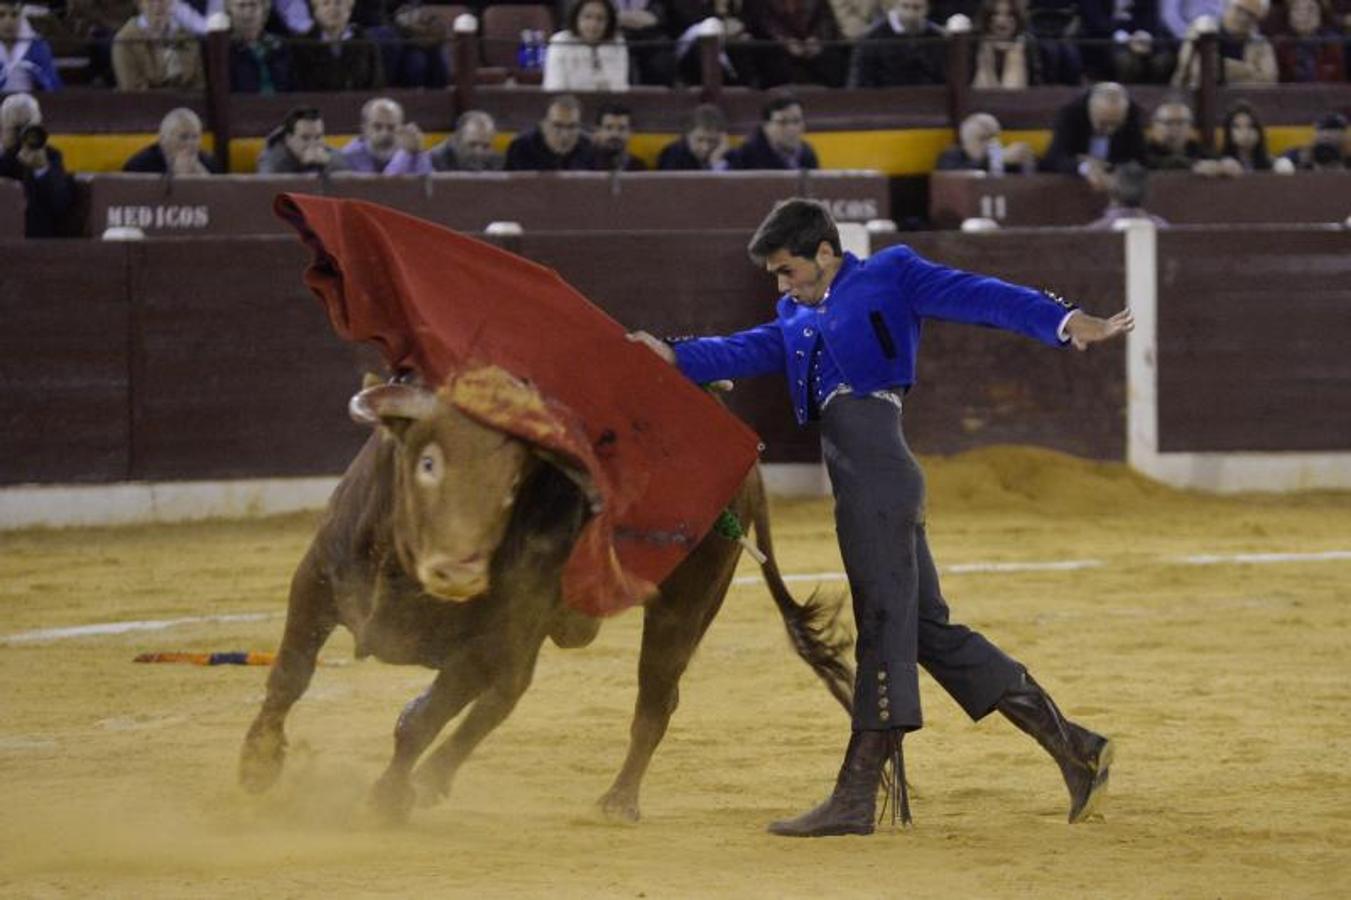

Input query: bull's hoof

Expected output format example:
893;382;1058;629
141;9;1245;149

238;726;286;794
370;774;416;825
597;789;641;824
411;766;454;808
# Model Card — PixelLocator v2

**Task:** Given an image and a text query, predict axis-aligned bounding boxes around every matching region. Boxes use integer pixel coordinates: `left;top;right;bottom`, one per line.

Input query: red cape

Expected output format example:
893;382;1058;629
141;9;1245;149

275;193;761;616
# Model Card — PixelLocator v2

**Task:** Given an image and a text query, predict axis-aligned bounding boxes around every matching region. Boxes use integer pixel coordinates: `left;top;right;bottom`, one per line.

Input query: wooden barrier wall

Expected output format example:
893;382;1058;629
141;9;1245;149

0;180;23;238
5;226;1345;487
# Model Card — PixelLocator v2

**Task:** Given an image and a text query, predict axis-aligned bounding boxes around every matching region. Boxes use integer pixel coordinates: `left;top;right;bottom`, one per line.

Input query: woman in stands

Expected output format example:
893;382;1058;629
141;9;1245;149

1218;101;1273;172
543;0;629;91
1274;0;1346;82
971;0;1044;88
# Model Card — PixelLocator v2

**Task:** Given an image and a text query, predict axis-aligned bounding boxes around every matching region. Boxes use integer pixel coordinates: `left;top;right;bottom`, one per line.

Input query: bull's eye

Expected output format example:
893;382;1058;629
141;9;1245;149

414;443;444;487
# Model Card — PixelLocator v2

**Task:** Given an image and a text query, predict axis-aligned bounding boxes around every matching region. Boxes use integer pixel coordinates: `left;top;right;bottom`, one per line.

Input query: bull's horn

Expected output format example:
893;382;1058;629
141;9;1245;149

349;383;440;427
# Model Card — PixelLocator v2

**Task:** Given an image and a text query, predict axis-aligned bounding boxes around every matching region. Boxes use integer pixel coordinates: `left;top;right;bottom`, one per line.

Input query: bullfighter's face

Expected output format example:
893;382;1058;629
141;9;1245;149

764;243;840;306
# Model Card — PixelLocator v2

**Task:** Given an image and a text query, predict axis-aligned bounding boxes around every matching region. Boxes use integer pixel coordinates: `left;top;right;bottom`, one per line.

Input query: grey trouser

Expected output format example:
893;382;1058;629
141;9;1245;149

820;393;1025;732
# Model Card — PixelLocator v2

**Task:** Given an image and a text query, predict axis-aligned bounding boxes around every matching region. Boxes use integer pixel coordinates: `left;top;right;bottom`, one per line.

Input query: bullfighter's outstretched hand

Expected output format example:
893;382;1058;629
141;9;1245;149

1064;309;1134;350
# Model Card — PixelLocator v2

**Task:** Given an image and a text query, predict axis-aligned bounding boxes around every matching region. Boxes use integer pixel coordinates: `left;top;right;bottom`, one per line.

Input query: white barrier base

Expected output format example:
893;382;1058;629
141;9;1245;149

0;463;831;531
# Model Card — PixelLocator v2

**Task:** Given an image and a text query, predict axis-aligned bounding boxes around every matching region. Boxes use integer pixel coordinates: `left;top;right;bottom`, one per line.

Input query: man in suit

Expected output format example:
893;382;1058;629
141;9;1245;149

723;95;819;171
505;94;595;172
847;0;946;87
1041;81;1148;190
628;198;1129;837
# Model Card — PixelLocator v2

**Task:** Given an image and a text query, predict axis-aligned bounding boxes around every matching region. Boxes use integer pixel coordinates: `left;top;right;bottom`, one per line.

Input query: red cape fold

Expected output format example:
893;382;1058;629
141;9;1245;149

274;193;762;616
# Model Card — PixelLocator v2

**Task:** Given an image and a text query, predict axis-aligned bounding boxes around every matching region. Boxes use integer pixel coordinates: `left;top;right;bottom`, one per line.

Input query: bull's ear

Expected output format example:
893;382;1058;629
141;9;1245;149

349;383;439;439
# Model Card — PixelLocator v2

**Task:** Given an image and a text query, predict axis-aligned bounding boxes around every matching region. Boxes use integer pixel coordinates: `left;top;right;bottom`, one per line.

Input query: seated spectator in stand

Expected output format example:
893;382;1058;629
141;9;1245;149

291;0;384;91
0;0;62;91
123;107;216;173
970;0;1044;87
112;0;205;90
341;97;432;175
723;94;819;170
385;3;450;88
544;0;630;92
1275;0;1346;81
616;0;675;85
848;0;946;86
1172;0;1277;85
0;93;72;237
657;103;730;170
1086;161;1169;229
1144;97;1223;173
751;0;848;88
256;106;350;173
1041;82;1148;191
828;0;881;39
227;0;293;92
505;94;595;171
1024;0;1085;82
1280;113;1349;170
1216;100;1273;172
1080;0;1175;83
671;0;760;86
936;112;1037;173
1160;0;1222;38
590;103;648;171
429;110;504;172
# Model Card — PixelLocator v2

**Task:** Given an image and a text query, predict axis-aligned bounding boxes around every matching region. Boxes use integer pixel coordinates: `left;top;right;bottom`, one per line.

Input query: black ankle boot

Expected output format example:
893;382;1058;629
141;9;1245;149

997;672;1114;823
768;730;905;837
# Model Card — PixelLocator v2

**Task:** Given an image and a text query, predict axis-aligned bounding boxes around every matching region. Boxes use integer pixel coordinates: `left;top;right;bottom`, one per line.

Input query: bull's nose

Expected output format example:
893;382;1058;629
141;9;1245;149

417;556;487;602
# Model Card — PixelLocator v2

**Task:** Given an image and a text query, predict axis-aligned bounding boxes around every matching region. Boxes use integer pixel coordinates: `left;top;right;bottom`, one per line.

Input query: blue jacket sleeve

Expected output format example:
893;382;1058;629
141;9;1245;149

671;322;785;385
896;247;1071;347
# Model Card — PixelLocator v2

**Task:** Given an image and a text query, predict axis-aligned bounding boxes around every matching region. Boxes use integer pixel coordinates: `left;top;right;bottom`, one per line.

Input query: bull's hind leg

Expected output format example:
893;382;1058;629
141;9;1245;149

598;547;738;822
410;645;545;807
240;547;337;793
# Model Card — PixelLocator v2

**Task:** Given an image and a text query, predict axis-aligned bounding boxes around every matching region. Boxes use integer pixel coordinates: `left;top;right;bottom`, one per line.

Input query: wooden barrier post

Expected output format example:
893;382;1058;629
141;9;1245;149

697;19;723;104
204;27;233;172
452;14;479;121
945;29;972;131
1196;34;1219;153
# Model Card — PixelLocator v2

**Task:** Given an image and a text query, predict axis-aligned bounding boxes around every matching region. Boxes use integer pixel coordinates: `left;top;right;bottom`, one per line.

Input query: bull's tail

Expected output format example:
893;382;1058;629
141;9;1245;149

747;469;855;715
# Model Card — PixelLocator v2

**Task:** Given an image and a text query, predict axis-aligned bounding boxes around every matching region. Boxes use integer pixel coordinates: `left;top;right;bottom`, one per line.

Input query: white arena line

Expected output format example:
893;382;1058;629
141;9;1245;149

1171;550;1351;565
2;612;281;646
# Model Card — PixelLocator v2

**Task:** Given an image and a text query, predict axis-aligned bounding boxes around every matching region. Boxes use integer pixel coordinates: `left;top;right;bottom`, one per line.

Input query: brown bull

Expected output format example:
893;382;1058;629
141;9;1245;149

239;379;853;823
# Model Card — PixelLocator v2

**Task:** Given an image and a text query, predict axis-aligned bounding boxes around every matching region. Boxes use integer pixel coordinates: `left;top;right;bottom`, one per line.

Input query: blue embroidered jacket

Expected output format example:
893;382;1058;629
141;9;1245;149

672;245;1074;425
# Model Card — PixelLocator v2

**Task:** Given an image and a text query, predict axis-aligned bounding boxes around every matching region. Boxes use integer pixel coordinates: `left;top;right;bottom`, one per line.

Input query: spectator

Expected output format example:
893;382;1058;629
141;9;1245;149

1079;0;1176;83
341;97;432;175
0;93;72;237
670;0;760;86
590;102;647;171
1086;161;1169;229
936;112;1037;173
112;0;205;90
123;107;216;174
256;106;350;173
614;0;675;85
847;0;946;86
827;0;882;39
1275;0;1346;81
1216;100;1273;171
291;0;383;91
1023;0;1085;81
723;94;819;170
429;110;504;172
751;0;848;88
657;103;730;170
971;0;1043;87
1172;0;1278;85
1144;97;1223;173
1280;113;1349;170
1160;0;1223;37
385;3;450;88
227;0;293;92
505;94;595;171
544;0;629;92
1041;82;1149;190
0;0;62;91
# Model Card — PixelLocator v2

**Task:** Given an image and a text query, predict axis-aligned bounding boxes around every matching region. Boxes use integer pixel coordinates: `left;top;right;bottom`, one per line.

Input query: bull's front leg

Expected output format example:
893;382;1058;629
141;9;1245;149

411;642;545;806
370;655;490;823
240;548;337;793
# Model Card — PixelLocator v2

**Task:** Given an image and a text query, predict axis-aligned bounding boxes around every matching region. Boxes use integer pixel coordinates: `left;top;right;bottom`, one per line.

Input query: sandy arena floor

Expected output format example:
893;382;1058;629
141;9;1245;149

2;446;1349;898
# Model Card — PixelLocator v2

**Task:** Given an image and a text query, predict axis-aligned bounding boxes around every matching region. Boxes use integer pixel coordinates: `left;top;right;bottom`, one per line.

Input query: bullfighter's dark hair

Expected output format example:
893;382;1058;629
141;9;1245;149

747;198;842;265
565;0;618;42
